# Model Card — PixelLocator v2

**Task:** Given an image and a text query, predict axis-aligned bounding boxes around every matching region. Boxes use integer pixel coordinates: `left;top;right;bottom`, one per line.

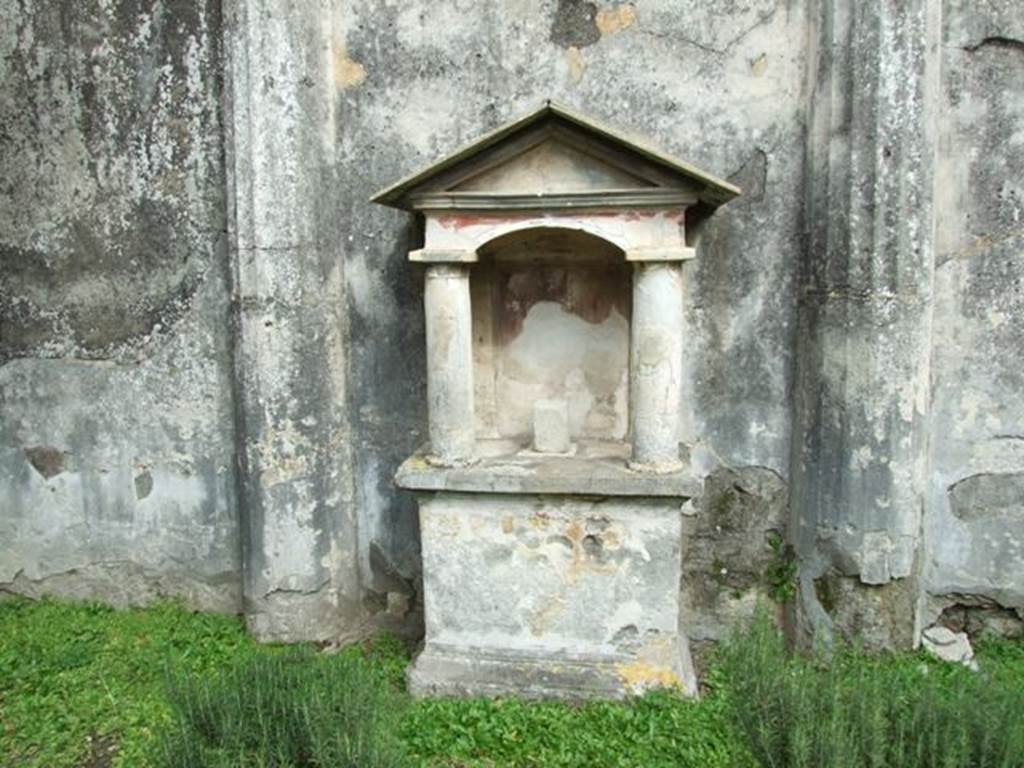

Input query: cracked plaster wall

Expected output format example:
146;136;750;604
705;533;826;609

790;0;1024;649
789;0;942;649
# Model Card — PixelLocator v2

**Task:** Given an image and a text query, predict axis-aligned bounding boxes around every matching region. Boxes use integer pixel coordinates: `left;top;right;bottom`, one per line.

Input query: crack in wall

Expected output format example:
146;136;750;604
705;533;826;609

962;35;1024;55
639;8;778;57
264;578;332;598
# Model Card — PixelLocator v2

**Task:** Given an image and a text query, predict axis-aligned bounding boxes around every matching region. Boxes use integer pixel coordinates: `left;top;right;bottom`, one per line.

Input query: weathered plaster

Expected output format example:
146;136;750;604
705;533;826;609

407;491;697;698
11;0;1017;660
1;0;225;363
223;0;369;641
0;0;238;611
790;0;942;647
922;0;1024;634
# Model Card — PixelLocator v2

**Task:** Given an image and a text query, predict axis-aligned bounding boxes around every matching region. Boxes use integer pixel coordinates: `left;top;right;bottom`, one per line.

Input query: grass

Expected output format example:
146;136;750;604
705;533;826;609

1;597;1022;768
0;598;269;766
400;691;749;767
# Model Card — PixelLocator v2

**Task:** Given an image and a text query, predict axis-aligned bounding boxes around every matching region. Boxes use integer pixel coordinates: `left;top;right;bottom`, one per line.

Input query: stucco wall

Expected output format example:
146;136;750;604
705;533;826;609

923;0;1024;635
1;0;1020;650
0;0;239;611
341;0;806;632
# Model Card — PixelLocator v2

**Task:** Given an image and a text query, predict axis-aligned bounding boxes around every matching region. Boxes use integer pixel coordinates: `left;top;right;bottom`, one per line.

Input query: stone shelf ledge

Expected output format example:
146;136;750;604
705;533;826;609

396;439;700;498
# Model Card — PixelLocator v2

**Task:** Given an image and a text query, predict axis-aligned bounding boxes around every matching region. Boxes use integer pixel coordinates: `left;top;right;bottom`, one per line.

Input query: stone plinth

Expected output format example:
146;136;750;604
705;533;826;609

398;443;698;699
532;398;571;454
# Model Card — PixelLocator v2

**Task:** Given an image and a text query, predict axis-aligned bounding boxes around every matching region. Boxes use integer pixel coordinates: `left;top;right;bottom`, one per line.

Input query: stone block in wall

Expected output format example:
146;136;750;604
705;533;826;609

811;573;917;651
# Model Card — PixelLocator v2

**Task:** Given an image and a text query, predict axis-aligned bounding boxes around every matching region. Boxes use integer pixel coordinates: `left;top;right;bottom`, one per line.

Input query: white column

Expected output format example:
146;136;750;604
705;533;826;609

630;261;684;471
423;263;475;465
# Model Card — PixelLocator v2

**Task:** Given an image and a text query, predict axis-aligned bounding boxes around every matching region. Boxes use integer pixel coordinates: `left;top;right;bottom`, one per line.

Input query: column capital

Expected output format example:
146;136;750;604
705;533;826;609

625;246;696;263
410;248;478;264
424;262;470;279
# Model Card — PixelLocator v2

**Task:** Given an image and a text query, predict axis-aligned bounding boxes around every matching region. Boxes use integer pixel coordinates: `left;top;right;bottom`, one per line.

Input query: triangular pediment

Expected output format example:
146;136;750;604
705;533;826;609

371;101;740;211
453;138;654;194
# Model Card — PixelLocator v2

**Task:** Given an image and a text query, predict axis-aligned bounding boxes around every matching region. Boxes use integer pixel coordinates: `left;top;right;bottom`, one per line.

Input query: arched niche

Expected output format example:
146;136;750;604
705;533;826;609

470;227;631;446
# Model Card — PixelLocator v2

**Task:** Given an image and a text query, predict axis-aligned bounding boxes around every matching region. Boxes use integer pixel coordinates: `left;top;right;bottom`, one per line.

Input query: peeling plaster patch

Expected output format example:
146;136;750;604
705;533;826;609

566;46;586;83
550;0;600;49
134;469;153;500
332;41;366;89
949;473;1024;521
595;4;636;37
24;446;65;479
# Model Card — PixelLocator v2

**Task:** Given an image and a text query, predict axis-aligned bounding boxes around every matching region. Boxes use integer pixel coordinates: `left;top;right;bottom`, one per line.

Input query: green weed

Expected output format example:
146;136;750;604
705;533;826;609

716;609;1024;768
158;648;405;768
402;690;750;767
0;597;263;767
763;533;797;603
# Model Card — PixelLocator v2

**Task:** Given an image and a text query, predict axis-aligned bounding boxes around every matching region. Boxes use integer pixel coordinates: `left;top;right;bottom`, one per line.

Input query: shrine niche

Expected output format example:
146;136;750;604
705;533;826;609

373;101;740;699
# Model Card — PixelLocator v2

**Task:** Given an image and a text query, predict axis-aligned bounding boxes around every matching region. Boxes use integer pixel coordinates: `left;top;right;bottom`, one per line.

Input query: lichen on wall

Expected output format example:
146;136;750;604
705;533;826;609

0;0;225;361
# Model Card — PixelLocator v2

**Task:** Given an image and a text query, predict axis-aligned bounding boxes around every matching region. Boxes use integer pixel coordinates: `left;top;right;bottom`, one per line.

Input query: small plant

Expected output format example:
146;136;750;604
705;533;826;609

716;608;1024;768
763;532;797;603
400;689;752;768
158;648;406;768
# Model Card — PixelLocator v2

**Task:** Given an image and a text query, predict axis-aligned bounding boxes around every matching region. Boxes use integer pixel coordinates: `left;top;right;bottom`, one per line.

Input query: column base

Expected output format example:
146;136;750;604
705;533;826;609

424;453;478;468
628;458;684;474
